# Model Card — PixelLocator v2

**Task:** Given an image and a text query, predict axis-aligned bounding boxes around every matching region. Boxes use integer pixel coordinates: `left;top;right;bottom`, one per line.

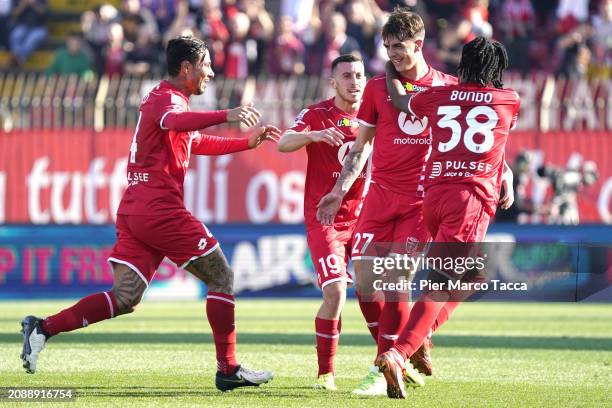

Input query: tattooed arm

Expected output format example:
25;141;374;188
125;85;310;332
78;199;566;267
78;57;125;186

316;125;375;225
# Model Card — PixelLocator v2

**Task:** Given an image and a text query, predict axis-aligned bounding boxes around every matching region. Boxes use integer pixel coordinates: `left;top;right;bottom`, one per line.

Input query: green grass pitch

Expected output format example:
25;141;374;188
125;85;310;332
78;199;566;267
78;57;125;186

1;300;611;407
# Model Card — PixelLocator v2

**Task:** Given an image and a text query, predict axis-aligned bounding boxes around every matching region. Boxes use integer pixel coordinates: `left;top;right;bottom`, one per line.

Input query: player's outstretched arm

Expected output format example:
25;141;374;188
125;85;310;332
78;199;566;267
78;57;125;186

316;125;374;225
247;125;281;148
227;103;262;128
162;104;262;132
385;60;413;113
191;126;280;156
278;126;345;152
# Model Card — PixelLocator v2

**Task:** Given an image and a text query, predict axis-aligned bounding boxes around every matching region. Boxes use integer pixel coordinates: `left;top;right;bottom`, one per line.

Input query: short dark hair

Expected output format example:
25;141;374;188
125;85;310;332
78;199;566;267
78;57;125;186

166;36;208;77
331;54;362;74
382;7;425;42
457;36;509;88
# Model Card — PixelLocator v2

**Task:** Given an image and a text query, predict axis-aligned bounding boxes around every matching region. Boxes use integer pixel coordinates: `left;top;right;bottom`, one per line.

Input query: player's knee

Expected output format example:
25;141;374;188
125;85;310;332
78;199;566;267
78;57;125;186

207;268;234;295
187;250;234;295
322;282;346;308
111;287;144;315
354;278;374;298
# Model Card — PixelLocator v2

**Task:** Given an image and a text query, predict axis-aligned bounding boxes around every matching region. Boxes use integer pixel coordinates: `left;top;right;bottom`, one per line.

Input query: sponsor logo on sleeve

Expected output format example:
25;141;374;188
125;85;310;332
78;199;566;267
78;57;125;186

292;109;309;126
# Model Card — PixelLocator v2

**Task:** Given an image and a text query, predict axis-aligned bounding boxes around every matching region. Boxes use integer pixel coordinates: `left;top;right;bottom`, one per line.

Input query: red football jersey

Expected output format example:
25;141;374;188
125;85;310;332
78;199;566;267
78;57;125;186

118;80;215;215
288;98;366;226
356;67;457;196
408;83;521;214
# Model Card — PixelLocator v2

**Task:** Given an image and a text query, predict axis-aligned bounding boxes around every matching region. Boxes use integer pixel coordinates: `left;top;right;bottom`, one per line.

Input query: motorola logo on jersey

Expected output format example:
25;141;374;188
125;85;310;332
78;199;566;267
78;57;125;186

336;117;358;128
333;141;367;179
397;111;428;136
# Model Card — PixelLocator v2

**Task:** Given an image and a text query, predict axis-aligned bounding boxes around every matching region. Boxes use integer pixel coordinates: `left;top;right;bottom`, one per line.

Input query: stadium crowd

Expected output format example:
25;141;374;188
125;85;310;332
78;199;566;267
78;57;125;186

0;0;610;79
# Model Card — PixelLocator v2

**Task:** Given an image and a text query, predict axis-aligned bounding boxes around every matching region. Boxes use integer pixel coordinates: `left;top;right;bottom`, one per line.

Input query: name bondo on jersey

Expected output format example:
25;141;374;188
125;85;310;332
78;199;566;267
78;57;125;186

450;90;493;103
430;161;493;178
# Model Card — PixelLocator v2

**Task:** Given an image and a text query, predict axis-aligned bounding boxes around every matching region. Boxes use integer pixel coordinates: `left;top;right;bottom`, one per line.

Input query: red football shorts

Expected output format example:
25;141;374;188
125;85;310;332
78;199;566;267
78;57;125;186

422;184;492;286
306;222;356;289
424;184;491;243
351;182;431;259
108;209;219;285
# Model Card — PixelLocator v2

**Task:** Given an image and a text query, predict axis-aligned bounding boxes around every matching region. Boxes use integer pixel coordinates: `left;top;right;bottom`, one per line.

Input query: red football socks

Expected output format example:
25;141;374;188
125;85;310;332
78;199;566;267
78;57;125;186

377;299;411;355
430;301;460;333
206;292;238;375
315;317;340;375
356;293;383;341
42;291;117;336
393;297;447;361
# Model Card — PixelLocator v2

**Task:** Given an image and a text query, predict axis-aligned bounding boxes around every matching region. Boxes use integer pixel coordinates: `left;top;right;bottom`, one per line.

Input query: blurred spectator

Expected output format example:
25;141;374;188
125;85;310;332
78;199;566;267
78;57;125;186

367;11;390;74
120;0;160;46
81;4;119;75
496;150;536;222
163;0;201;46
306;12;361;76
199;0;230;72
9;0;49;66
498;0;534;74
103;22;125;77
119;0;160;76
0;0;11;50
281;0;315;34
46;31;93;77
434;21;462;74
556;24;593;79
422;0;459;22
556;0;590;33
268;15;304;76
241;0;274;76
457;0;492;42
345;0;379;68
141;0;178;34
124;29;160;75
589;0;612;79
224;11;250;78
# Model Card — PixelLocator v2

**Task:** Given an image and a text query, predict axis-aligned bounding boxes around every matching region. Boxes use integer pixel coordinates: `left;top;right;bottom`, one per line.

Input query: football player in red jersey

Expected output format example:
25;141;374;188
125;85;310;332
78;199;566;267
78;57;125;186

375;36;520;399
278;54;367;391
20;36;281;392
317;8;457;394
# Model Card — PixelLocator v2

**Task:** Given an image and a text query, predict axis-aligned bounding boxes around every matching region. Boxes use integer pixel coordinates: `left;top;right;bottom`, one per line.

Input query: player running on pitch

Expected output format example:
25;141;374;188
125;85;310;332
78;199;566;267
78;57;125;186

317;8;458;395
20;36;281;392
376;36;520;399
278;54;368;391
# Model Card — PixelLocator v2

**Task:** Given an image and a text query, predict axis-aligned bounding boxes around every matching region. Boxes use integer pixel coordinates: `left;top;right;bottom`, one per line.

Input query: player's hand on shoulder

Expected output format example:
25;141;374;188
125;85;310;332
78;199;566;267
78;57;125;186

228;103;262;128
316;192;343;225
248;125;281;148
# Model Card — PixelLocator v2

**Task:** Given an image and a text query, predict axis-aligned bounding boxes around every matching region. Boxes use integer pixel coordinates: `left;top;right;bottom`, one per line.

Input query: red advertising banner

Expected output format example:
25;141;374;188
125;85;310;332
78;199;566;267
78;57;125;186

0;129;609;224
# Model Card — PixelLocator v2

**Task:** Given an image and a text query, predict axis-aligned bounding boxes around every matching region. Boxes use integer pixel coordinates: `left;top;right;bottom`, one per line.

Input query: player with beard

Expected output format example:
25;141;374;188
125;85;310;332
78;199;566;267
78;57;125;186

20;36;281;392
278;54;367;390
